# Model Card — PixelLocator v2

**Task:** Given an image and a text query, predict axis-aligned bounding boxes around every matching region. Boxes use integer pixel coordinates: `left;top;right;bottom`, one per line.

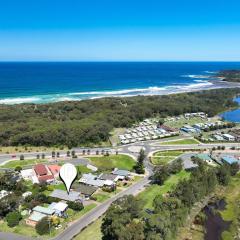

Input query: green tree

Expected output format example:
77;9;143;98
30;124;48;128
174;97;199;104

19;155;24;160
6;211;22;227
35;216;51;235
67;201;84;211
15;166;22;172
134;149;145;174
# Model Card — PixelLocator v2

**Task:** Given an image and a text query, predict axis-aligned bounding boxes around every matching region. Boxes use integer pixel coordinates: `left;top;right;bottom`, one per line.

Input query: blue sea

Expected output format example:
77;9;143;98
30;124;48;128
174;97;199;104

0;62;240;104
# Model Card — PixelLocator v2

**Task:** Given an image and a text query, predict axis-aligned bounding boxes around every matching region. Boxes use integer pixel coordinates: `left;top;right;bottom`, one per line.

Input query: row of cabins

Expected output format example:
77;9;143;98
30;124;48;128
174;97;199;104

212;133;236;142
181;121;224;134
120;123;178;144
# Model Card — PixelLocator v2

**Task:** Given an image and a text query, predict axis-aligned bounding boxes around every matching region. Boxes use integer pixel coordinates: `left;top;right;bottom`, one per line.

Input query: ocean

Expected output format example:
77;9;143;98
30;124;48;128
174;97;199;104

0;62;240;104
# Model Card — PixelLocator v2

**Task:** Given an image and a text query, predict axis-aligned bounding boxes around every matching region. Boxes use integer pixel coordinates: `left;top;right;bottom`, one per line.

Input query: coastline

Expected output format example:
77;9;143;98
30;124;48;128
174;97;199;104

0;79;240;105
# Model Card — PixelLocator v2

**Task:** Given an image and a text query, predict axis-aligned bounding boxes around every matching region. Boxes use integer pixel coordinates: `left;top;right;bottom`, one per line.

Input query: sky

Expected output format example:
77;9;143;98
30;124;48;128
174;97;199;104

0;0;240;61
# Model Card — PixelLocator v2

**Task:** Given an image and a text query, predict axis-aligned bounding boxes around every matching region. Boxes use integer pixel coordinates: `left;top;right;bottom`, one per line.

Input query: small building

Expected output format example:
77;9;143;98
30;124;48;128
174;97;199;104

50;189;82;202
34;164;54;184
183;159;198;170
112;169;130;180
26;211;47;227
73;183;98;198
222;134;235;141
20;169;39;184
221;155;238;165
98;173;119;182
49;202;68;217
33;206;55;216
195;154;214;165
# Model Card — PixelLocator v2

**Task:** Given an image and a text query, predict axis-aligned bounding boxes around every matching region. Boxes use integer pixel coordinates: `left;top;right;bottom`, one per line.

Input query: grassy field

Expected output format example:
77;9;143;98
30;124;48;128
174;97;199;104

219;173;240;240
151;150;184;165
0;158;48;168
87;154;135;171
137;170;191;209
0;146;67;154
74;217;103;240
160;138;200;145
164;116;209;129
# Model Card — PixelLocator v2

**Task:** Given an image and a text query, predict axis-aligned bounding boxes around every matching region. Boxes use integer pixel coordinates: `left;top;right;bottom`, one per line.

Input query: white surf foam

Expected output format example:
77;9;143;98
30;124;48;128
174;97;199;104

0;97;41;104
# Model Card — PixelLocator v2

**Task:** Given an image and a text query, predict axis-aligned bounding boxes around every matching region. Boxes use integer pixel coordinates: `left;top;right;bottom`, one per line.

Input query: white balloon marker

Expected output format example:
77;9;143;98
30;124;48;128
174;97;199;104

59;163;77;194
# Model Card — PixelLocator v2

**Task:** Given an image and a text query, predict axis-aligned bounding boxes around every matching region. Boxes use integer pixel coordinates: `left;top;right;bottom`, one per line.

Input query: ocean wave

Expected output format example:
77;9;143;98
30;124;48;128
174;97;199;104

181;74;211;79
204;71;217;74
0;81;216;104
0;97;41;104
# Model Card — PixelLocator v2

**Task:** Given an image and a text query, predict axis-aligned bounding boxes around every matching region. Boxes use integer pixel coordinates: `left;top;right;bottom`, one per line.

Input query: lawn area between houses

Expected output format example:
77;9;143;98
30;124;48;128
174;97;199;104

160;138;200;145
151;150;184;165
0;158;48;168
87;154;135;171
74;217;103;240
137;170;191;209
218;173;240;240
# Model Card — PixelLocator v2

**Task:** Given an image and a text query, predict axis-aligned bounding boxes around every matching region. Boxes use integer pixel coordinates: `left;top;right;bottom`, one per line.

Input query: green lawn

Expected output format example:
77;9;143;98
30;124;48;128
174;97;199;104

137;170;191;209
160;138;200;145
87;154;135;171
77;165;93;174
74;217;103;240
0;159;48;169
164;116;208;129
219;173;240;240
151;150;184;165
93;193;110;203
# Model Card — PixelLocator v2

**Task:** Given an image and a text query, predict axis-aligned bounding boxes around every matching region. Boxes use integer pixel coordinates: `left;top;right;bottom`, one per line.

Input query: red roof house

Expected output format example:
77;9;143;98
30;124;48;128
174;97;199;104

34;164;54;183
48;165;61;177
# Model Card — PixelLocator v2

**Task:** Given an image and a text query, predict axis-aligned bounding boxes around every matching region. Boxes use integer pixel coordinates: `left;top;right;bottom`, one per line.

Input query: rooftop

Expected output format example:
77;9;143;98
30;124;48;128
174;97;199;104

34;164;48;176
222;155;238;164
50;189;81;202
29;211;47;222
33;206;55;215
112;169;130;177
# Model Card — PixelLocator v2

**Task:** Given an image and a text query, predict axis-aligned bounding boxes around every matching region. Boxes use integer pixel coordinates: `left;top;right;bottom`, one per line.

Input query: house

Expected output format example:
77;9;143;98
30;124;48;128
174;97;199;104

26;205;55;227
48;202;68;217
112;169;130;180
98;173;119;182
195;154;214;165
79;173;115;188
26;211;47;227
73;183;98;198
34;164;54;183
48;165;61;178
50;189;82;202
222;134;235;141
221;155;238;165
183;159;198;170
20;169;39;184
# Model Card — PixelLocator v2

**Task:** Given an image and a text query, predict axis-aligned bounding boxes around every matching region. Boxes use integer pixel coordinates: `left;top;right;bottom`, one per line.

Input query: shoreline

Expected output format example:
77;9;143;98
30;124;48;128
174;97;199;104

0;79;240;105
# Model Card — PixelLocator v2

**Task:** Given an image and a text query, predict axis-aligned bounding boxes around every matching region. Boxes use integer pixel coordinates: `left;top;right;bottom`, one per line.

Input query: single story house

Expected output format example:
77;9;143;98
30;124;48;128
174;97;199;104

98;173;119;182
48;202;68;217
34;164;54;184
50;189;82;202
195;154;214;165
221;155;238;165
26;211;47;227
73;183;98;198
33;206;55;216
112;169;130;180
183;159;198;170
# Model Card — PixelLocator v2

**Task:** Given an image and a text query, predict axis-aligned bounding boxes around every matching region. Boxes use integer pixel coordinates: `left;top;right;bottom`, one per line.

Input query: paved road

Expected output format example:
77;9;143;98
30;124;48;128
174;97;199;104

0;139;239;240
53;175;150;240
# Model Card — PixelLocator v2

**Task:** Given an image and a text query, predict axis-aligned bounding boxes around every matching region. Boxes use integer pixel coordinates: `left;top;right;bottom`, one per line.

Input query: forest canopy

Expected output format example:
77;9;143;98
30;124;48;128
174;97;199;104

0;88;239;147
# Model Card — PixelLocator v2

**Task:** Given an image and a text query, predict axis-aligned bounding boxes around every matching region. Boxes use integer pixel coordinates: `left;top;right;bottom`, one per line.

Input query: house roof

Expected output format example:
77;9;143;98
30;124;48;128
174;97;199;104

49;202;68;212
98;173;118;181
222;155;238;164
73;183;97;196
112;169;130;177
50;189;81;202
38;175;54;183
48;165;61;175
34;164;48;176
20;169;34;177
33;206;55;215
29;211;47;222
196;154;212;162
